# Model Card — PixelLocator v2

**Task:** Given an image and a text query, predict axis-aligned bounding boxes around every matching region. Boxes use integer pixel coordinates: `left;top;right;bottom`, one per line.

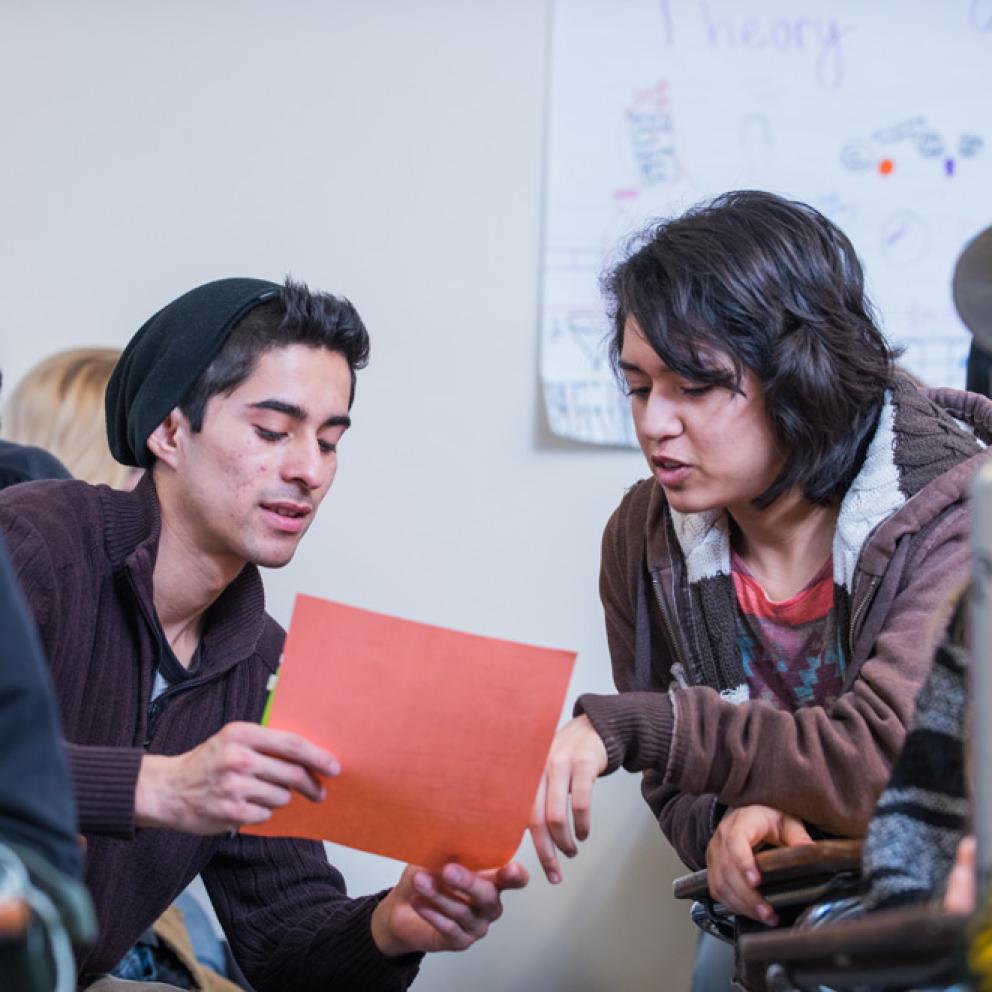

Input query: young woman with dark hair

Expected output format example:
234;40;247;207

529;191;992;938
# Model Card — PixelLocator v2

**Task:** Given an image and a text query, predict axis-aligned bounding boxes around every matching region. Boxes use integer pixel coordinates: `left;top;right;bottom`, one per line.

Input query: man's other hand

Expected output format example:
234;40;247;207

371;861;528;957
135;721;340;833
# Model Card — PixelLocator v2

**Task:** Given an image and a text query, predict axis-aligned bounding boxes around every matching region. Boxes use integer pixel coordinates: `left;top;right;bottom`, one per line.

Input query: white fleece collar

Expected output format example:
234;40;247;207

831;391;903;592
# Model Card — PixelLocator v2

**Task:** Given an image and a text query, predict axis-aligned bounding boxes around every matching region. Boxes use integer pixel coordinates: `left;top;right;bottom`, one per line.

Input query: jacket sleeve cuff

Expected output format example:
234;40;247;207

65;743;143;838
335;891;423;989
574;691;675;776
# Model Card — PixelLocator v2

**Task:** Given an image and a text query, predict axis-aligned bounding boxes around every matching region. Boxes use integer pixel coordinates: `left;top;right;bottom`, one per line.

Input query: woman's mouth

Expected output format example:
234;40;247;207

651;456;692;486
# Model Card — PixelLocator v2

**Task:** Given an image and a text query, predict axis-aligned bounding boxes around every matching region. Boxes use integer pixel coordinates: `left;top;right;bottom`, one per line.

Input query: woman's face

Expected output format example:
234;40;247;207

619;318;785;516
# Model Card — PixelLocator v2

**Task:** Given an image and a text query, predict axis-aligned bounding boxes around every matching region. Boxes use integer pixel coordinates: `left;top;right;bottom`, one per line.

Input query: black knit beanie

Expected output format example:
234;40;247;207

106;277;281;468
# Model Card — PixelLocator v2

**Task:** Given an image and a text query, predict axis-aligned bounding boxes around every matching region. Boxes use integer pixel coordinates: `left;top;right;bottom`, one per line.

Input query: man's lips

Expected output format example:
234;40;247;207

259;500;313;534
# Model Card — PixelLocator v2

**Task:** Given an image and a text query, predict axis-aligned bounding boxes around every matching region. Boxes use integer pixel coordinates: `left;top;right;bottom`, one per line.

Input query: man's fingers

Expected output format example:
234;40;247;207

250;751;326;803
437;864;510;916
409;903;475;950
438;865;498;911
236;778;293;812
224;723;341;777
416;870;498;931
214;798;274;830
493;861;529;891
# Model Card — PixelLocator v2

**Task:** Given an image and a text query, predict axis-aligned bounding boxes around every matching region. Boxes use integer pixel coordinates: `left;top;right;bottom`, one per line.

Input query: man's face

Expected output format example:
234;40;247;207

167;344;352;569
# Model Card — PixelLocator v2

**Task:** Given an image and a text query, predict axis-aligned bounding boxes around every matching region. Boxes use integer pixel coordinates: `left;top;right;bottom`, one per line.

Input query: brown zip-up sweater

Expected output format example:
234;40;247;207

0;475;421;990
577;379;992;870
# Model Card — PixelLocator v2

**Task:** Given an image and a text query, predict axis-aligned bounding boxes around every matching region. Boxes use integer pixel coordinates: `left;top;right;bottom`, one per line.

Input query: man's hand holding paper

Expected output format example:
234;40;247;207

241;594;574;954
371;861;529;957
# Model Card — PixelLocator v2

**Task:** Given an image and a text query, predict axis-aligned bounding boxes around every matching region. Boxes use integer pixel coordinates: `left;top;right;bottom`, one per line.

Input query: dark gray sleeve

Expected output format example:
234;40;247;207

203;833;422;992
0;534;82;878
861;638;968;910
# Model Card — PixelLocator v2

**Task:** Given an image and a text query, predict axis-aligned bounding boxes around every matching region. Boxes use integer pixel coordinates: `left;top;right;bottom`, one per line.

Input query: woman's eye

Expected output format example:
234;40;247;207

254;426;285;442
624;383;650;398
680;384;713;397
318;440;337;455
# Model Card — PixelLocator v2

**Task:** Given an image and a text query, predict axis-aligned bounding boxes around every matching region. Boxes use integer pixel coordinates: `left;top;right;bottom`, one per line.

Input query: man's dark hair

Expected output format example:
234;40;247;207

179;277;370;432
604;190;899;507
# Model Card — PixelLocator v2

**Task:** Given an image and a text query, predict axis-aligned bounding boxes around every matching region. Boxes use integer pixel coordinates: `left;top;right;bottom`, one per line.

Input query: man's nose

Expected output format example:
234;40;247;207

282;439;327;490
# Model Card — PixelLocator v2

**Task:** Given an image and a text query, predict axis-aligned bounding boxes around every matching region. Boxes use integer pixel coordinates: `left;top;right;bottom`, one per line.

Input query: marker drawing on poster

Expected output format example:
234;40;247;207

541;0;991;445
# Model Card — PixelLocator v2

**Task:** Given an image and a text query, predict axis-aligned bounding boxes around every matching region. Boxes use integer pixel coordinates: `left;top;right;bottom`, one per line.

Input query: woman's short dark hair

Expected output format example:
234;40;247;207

605;190;899;507
179;277;370;432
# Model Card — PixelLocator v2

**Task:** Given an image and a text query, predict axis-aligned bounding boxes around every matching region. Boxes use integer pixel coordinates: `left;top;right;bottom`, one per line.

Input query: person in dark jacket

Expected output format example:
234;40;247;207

0;532;96;991
0;437;69;488
0;533;80;880
0;366;78;878
0;277;526;992
0;369;72;487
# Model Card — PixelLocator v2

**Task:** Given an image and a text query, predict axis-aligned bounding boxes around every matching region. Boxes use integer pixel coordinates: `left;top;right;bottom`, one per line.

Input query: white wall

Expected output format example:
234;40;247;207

0;2;695;988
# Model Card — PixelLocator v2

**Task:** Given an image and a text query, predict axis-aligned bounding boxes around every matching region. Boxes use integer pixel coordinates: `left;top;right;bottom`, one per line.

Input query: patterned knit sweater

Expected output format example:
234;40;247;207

861;602;969;910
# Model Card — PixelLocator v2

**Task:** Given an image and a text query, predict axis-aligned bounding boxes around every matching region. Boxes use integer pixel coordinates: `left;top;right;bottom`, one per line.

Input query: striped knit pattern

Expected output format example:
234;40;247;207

861;632;968;910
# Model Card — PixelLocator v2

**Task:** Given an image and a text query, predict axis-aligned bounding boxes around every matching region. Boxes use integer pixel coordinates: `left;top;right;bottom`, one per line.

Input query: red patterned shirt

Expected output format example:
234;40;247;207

732;551;846;711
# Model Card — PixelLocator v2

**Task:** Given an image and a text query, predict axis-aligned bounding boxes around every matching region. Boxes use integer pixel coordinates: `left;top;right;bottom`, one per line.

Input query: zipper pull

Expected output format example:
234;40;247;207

144;697;163;748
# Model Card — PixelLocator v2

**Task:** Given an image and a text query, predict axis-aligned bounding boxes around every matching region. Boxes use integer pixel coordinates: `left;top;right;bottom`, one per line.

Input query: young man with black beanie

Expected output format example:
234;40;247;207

0;277;527;991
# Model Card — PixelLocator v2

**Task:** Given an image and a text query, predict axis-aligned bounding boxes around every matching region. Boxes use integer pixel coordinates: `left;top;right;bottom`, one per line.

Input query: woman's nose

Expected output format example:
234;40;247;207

637;390;682;440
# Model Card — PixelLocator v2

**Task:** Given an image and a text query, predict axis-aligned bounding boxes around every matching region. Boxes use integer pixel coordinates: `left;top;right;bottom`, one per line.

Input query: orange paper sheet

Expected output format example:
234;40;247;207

245;595;576;870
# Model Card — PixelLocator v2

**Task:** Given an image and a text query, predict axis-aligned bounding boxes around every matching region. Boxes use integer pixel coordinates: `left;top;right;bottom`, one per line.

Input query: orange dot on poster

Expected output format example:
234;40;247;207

879;158;894;175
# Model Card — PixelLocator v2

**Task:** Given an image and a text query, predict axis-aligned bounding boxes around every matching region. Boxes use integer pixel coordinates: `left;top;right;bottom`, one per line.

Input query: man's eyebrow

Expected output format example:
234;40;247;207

248;399;351;430
249;399;307;420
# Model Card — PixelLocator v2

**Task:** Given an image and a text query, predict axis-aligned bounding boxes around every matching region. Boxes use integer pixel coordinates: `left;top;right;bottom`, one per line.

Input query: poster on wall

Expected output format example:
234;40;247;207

541;0;992;445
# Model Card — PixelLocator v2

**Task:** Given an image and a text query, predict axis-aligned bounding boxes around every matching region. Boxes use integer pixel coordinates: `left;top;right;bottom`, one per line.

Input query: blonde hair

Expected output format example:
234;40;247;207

4;347;135;489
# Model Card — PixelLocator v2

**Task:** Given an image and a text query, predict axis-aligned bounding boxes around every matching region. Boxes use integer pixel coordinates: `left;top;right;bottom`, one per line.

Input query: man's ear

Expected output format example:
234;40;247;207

145;408;189;469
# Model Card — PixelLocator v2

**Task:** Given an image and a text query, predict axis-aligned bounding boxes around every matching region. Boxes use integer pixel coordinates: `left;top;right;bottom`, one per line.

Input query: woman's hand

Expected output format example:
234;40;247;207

705;804;813;925
527;715;608;883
